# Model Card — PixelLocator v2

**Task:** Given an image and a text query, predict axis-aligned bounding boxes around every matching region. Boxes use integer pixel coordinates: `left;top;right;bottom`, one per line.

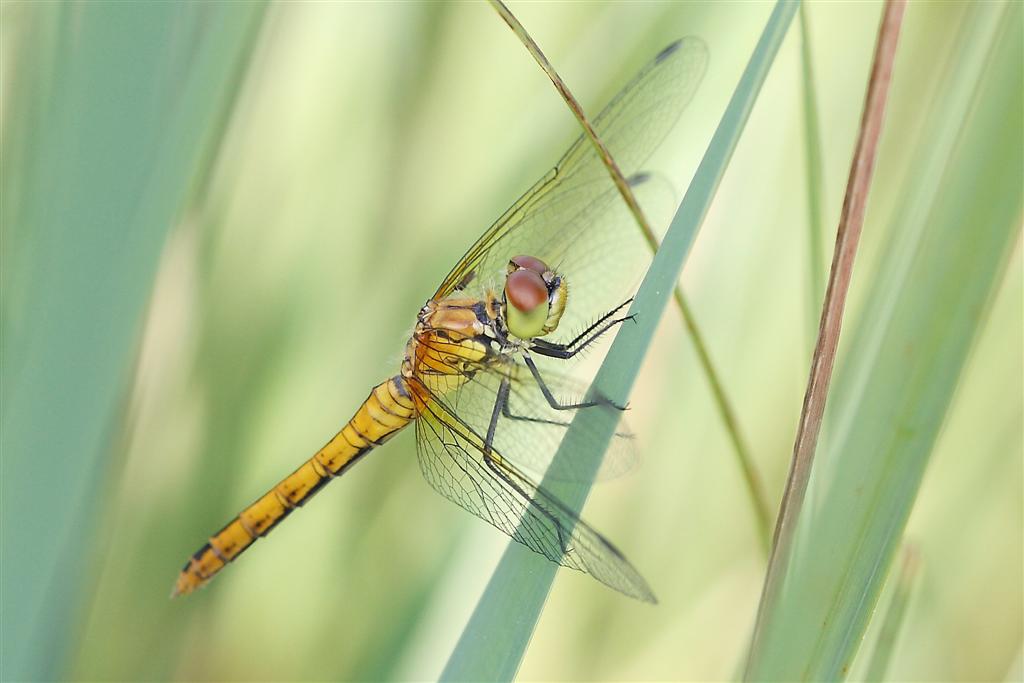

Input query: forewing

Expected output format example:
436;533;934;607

433;38;708;313
414;386;655;602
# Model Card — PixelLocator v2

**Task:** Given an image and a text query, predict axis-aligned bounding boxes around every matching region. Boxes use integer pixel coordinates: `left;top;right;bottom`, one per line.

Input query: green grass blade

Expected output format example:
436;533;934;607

798;3;828;350
743;2;1022;678
488;0;771;550
864;545;919;681
440;3;798;680
0;4;266;680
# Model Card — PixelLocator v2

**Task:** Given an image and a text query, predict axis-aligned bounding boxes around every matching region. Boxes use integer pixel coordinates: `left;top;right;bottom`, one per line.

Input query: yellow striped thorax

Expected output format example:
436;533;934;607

404;296;496;397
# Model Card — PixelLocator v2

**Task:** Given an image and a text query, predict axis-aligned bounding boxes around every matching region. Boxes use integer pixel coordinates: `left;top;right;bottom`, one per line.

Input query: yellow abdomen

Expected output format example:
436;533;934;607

172;376;415;596
174;296;495;597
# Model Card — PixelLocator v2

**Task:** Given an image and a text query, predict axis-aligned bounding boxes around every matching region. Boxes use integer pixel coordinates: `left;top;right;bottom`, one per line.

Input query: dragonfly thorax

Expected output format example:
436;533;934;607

502;255;566;340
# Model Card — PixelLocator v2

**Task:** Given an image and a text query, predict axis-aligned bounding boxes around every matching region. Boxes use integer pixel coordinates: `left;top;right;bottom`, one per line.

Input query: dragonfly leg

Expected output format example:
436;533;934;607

529;300;635;361
479;407;570;556
560;298;633;349
485;378;512;455
522;352;625;411
501;398;571;428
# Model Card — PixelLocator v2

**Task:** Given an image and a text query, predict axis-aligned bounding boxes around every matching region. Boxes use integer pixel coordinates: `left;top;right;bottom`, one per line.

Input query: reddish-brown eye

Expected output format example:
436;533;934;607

505;269;548;312
509;255;549;275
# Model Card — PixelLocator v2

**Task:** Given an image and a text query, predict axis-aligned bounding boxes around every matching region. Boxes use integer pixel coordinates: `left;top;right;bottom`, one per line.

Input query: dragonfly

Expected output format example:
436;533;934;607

173;37;707;602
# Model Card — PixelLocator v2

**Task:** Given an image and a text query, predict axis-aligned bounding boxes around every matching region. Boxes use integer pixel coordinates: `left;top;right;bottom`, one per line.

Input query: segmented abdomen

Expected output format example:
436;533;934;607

172;376;414;596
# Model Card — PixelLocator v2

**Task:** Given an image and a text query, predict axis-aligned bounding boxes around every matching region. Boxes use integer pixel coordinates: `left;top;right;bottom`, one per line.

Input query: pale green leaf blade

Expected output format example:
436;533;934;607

440;2;798;680
743;2;1022;678
0;4;266;680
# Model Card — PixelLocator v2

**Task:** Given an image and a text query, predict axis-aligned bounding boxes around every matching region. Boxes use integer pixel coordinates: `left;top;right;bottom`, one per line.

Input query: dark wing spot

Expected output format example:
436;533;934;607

655;39;683;63
627;172;650;186
456;270;476;291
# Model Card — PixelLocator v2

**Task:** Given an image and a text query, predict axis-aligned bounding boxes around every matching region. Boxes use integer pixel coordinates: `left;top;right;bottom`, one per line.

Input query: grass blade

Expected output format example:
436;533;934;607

864;545;920;681
440;2;798;680
0;4;266;680
743;1;1022;677
745;0;907;673
488;0;772;550
799;3;828;349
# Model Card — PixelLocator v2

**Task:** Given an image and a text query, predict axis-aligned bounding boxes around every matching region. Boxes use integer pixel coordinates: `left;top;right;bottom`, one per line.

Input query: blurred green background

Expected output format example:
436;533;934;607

2;1;1020;681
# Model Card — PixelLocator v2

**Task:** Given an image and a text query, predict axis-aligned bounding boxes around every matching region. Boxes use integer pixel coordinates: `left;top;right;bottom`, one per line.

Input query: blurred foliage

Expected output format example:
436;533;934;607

2;1;1020;681
746;2;1022;677
1;2;266;680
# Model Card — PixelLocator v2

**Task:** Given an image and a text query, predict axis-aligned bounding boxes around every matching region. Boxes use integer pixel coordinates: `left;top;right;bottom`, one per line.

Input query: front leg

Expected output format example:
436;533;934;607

556;298;633;350
530;300;635;361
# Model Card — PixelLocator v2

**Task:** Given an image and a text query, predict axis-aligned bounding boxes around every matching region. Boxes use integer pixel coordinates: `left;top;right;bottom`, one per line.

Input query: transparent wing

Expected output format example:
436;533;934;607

440;355;638;482
433;38;708;333
413;378;655;602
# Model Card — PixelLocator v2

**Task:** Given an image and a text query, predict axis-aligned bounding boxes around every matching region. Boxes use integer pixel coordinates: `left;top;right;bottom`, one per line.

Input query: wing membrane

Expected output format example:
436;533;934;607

433;38;708;309
436;355;637;482
408;38;709;603
414;383;655;602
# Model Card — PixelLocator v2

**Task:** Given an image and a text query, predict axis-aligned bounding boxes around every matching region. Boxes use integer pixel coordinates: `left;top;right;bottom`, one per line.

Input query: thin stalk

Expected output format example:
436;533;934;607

799;3;827;351
745;0;907;675
488;0;772;551
865;544;920;681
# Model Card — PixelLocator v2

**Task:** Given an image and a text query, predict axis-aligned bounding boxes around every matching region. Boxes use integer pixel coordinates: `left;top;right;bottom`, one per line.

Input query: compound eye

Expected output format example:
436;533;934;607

505;268;547;312
508;255;549;275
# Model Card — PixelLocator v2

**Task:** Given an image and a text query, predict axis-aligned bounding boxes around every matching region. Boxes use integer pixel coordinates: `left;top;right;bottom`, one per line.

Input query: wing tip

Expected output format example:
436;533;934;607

655;36;711;76
623;573;658;604
655;39;684;63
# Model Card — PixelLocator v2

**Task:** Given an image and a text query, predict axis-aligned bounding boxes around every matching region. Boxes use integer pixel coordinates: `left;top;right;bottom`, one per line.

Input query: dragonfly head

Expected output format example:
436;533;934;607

503;255;567;340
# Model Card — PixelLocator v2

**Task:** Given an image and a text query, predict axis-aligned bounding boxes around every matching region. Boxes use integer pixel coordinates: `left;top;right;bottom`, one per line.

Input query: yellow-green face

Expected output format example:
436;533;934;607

503;255;566;340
